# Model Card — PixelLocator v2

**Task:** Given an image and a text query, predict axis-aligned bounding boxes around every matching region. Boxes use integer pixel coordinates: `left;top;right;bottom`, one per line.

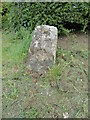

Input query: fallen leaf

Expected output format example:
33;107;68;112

63;112;69;118
32;79;37;83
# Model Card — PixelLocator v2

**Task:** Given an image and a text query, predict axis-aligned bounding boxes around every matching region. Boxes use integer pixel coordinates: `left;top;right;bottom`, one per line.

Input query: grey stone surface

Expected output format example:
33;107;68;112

27;25;58;73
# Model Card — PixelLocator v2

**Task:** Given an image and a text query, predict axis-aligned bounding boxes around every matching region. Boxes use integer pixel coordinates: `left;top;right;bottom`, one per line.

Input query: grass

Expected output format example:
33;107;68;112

23;108;39;118
2;27;32;64
2;28;32;81
2;30;88;118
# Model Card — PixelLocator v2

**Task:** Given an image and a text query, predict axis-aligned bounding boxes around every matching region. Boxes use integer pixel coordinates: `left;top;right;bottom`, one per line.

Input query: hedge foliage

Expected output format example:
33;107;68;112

1;2;89;35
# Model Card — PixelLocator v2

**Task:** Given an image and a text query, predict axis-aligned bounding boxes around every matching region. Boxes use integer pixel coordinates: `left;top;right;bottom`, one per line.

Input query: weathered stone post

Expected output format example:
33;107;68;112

27;25;58;74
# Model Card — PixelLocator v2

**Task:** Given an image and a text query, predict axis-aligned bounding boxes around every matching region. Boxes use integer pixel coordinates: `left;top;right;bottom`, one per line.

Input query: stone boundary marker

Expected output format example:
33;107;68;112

27;25;58;74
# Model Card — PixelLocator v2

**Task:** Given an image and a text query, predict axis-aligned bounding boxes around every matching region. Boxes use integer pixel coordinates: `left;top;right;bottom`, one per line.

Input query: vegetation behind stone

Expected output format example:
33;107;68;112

1;2;89;35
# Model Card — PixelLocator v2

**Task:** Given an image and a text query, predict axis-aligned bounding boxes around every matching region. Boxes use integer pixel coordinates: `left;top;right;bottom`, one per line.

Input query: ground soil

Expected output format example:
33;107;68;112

2;32;88;118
